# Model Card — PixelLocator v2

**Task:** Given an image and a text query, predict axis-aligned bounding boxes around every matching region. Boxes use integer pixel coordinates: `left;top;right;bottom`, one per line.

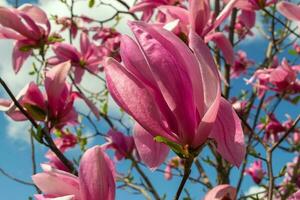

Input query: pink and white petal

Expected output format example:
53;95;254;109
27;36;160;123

209;98;245;167
34;194;75;200
32;170;80;198
189;31;221;147
80;32;90;54
18;4;50;34
189;0;210;36
79;146;115;200
133;123;169;170
52;43;81;62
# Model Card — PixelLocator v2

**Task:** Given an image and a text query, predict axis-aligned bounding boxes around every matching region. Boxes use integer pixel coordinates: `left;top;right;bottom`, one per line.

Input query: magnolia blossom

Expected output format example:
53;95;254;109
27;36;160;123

245;160;265;184
104;21;245;169
288;190;300;200
257;114;285;142
102;129;135;161
225;0;276;11
0;61;99;129
32;146;115;200
0;4;51;73
203;184;236;200
48;33;101;83
130;0;182;22
231;50;254;78
156;0;237;65
247;59;300;98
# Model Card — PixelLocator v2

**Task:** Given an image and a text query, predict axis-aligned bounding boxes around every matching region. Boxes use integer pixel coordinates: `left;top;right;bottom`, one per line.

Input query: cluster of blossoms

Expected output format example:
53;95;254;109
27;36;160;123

0;0;299;199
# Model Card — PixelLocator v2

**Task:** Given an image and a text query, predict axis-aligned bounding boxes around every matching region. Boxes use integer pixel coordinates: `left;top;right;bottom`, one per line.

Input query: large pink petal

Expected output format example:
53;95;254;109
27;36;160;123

128;21;197;144
12;40;32;73
133;123;169;170
52;43;81;62
205;32;235;65
34;194;75;200
189;31;221;148
0;7;39;40
120;35;178;133
79;146;115;200
32;165;80;199
189;0;210;36
277;2;300;21
45;61;71;113
104;57;176;141
18;4;50;34
0;26;26;40
204;184;236;200
209;98;245;166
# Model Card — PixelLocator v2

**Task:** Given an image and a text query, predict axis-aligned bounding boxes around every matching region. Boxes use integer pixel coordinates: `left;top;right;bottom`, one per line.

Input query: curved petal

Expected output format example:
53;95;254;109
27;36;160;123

104;57;175;141
277;2;300;21
32;165;80;199
205;32;235;65
52;43;81;62
203;184;236;200
79;146;115;200
18;4;50;34
120;35;178;134
209;98;245;166
133;123;169;170
189;0;210;36
128;21;196;144
189;31;221;148
45;61;71;113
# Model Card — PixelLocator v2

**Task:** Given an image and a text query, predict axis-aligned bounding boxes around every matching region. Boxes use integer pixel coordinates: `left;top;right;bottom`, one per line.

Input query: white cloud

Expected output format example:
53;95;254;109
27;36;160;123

244;186;266;200
5;116;30;143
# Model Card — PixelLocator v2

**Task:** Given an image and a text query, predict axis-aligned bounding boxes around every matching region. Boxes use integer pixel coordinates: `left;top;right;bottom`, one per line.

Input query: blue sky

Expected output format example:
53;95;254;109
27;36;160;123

0;0;299;199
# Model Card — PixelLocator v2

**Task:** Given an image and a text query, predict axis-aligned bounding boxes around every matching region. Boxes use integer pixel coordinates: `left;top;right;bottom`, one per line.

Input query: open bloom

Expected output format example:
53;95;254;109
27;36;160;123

48;33;101;83
245;160;265;184
105;21;245;169
257;114;285;142
203;184;236;200
231;50;254;78
0;4;50;73
33;146;115;200
0;61;99;129
130;0;182;22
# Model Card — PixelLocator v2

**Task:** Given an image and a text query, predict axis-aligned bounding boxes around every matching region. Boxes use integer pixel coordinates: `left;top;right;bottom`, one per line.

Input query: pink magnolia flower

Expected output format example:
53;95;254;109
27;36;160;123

245;160;265;184
247;59;300;98
0;61;99;129
231;50;254;78
231;10;256;39
130;0;182;22
203;184;236;200
158;0;237;65
48;33;101;83
0;4;51;73
283;156;300;189
102;129;135;161
104;21;245;169
32;145;115;200
257;114;285;142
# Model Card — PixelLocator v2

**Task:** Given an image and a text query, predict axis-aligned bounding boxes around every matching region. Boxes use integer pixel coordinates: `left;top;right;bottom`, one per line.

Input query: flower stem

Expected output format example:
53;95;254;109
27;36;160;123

174;156;194;200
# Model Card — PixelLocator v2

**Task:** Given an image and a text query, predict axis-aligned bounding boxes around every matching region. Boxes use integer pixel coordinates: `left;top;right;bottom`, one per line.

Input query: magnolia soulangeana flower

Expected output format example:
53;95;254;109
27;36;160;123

0;61;99;129
245;160;265;184
32;146;115;200
104;21;245;169
0;4;51;73
48;32;102;83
